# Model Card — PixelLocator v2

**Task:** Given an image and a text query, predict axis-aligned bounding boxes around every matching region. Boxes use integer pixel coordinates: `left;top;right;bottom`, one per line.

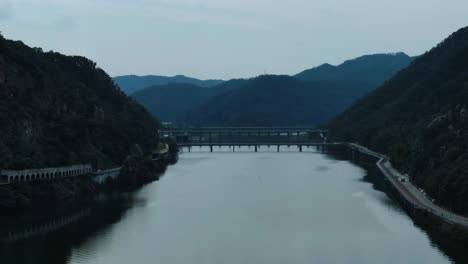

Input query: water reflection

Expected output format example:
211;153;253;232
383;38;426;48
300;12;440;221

0;149;461;264
0;195;136;264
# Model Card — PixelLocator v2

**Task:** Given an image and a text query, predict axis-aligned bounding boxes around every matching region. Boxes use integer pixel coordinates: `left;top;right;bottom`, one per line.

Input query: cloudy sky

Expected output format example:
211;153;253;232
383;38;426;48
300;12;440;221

1;0;468;79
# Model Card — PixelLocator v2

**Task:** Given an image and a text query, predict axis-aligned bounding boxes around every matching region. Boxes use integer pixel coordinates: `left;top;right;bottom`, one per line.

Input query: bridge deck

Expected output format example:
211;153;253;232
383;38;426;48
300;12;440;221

177;142;340;146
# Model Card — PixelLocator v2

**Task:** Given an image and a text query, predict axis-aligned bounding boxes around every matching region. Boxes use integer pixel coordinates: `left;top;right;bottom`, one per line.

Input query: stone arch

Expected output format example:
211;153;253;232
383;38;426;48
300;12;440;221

14;176;19;182
20;175;25;182
9;176;13;183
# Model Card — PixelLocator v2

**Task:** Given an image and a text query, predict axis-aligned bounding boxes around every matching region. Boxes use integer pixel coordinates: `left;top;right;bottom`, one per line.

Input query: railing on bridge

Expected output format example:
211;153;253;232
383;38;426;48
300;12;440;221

161;127;331;152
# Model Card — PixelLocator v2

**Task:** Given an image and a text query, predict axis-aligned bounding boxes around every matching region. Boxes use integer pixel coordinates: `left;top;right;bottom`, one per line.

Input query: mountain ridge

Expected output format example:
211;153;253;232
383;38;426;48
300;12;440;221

113;74;224;95
328;26;468;214
0;35;160;170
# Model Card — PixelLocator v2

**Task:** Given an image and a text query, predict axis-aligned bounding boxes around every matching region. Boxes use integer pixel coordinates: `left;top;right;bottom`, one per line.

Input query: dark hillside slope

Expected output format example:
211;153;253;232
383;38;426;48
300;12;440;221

295;53;415;93
183;75;357;126
131;83;215;122
113;74;224;95
328;27;468;214
0;35;159;170
131;79;249;122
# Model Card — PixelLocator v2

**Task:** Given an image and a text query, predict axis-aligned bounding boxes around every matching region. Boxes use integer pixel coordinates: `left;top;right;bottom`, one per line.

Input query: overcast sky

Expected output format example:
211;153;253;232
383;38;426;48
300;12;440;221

1;0;468;79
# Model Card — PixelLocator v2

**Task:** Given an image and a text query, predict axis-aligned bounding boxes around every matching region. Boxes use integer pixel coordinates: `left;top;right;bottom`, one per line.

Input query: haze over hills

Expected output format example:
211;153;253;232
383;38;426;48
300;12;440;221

113;74;224;95
131;79;248;123
181;75;359;126
295;52;415;93
0;35;159;170
328;26;468;214
131;53;414;126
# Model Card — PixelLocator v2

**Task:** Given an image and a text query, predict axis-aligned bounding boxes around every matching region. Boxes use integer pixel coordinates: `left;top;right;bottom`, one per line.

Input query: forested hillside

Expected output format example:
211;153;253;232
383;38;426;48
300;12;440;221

131;79;248;122
182;75;364;126
113;74;224;95
0;35;159;170
328;26;468;214
131;53;413;126
295;52;415;92
131;83;216;123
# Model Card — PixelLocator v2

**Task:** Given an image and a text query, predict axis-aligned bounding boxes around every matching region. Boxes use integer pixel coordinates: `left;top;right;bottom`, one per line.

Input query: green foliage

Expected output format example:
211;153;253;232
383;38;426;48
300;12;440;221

0;37;160;169
295;52;414;88
114;74;224;95
131;54;413;127
329;26;468;214
181;75;377;126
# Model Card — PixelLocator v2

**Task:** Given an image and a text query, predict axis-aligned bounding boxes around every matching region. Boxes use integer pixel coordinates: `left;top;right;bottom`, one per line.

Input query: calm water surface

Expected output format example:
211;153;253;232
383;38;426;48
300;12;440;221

0;147;452;263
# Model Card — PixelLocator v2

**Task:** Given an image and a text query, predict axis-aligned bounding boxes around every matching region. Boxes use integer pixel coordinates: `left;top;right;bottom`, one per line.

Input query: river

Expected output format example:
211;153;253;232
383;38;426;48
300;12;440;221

0;147;453;263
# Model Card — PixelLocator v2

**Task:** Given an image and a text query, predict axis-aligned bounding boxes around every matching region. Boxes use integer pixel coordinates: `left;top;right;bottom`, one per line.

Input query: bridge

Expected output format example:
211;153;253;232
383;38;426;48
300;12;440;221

161;127;333;152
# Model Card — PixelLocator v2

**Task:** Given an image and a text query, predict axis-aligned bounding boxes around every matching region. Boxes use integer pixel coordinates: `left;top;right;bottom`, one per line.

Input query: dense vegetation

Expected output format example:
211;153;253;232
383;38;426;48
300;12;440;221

295;52;415;91
131;53;413;126
113;74;224;95
328;26;468;215
131;79;248;122
0;35;160;170
182;75;363;126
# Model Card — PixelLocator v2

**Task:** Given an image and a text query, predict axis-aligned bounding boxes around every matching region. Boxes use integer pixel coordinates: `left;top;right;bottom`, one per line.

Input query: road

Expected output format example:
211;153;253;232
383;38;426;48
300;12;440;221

349;143;468;228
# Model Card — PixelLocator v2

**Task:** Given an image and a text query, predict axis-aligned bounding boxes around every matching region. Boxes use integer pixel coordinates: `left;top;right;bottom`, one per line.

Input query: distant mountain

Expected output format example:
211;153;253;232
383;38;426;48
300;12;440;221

0;35;159;170
181;75;367;126
132;83;216;123
131;79;248;122
328;26;468;214
131;53;414;126
295;52;415;93
113;74;224;95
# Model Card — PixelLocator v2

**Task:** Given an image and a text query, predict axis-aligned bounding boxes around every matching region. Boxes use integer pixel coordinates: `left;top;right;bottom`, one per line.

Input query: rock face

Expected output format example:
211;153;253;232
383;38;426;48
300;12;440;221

0;34;160;170
328;26;468;215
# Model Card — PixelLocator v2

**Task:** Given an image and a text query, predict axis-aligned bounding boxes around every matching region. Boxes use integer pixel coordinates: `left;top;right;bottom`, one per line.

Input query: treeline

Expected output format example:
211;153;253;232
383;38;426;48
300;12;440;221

328;26;468;215
129;53;414;127
0;34;159;170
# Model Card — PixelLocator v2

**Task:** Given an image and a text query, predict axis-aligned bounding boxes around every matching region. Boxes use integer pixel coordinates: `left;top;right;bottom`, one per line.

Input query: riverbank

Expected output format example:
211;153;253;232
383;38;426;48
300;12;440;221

0;142;179;211
342;144;468;263
349;143;468;228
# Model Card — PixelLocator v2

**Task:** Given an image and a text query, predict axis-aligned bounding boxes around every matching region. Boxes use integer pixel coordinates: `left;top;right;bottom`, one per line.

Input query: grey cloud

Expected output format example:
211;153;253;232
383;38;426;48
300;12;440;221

0;1;14;21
